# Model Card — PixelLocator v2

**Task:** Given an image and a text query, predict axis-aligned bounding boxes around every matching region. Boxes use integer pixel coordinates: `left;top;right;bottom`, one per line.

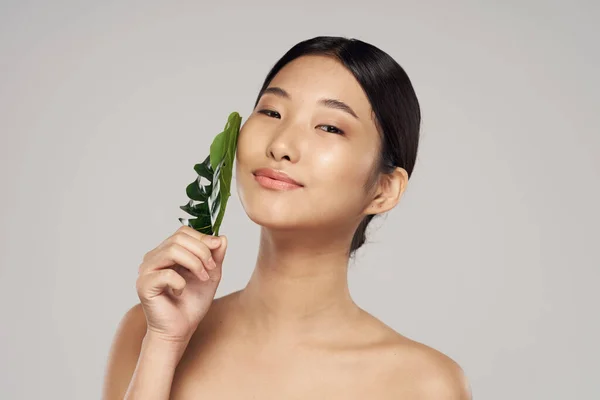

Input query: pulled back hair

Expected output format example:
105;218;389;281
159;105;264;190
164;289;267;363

253;36;421;256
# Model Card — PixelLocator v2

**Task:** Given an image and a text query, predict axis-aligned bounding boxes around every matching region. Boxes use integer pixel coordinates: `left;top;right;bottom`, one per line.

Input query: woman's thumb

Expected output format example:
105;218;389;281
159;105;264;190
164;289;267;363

212;235;227;266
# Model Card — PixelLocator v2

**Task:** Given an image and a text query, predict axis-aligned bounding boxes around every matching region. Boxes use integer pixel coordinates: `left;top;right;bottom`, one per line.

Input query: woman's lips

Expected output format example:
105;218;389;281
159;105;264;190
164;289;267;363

254;174;303;190
253;168;303;190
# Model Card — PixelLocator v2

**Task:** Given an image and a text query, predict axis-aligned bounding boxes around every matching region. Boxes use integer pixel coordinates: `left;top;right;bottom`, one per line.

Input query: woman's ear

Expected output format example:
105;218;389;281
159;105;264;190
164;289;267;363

363;167;408;215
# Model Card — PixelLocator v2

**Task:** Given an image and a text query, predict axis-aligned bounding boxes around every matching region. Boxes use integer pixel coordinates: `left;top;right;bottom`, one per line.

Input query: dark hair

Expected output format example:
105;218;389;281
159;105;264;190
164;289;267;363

253;36;421;256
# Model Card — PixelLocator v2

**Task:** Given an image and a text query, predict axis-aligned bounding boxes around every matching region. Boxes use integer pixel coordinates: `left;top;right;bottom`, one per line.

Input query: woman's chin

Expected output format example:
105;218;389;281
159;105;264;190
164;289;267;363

244;208;303;230
239;190;304;226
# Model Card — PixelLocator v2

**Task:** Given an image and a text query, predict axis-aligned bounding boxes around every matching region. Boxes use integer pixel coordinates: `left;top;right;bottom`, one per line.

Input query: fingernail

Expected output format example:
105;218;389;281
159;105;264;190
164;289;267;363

200;269;210;281
210;236;221;245
207;257;216;270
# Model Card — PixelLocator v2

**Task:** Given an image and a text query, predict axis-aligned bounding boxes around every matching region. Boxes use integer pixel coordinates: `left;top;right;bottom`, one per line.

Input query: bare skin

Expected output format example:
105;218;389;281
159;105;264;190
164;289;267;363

107;295;469;399
103;54;471;399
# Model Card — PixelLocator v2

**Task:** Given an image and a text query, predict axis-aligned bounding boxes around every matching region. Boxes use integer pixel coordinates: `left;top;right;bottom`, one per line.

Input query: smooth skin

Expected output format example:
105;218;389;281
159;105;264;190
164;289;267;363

103;55;472;399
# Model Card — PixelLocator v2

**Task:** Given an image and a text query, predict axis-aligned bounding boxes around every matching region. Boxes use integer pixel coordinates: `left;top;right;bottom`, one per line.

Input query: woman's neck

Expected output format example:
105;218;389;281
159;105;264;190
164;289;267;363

236;227;361;341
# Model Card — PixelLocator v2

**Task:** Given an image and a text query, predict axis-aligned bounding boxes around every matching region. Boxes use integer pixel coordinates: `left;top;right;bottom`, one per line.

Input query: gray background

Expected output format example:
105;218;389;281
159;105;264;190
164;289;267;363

1;1;598;399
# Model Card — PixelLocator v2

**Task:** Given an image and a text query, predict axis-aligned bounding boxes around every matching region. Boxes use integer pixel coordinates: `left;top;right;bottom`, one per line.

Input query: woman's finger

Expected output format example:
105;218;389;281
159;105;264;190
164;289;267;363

137;268;186;299
141;243;210;282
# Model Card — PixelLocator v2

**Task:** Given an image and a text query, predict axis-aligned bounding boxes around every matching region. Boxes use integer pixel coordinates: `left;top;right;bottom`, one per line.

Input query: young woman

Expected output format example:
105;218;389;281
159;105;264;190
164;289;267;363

103;36;471;399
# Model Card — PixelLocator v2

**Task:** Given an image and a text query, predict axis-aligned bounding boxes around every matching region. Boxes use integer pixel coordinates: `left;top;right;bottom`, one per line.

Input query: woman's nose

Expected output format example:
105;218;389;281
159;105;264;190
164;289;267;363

266;123;301;163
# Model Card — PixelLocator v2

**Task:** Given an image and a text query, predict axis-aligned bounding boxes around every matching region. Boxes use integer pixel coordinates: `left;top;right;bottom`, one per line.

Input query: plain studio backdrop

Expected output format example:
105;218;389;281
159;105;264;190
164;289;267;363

1;1;598;399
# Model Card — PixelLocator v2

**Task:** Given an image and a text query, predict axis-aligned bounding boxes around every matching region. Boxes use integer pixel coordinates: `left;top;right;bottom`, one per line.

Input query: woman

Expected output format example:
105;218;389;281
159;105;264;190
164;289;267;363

103;36;471;399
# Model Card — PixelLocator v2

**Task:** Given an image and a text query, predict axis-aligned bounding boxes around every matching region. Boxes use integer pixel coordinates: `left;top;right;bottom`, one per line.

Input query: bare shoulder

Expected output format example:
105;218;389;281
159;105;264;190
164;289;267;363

360;314;472;399
102;303;148;399
106;302;148;363
388;337;471;399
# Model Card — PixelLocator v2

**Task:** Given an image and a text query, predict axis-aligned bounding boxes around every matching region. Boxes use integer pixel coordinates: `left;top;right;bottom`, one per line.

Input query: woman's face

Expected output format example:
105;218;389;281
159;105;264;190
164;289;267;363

235;55;383;233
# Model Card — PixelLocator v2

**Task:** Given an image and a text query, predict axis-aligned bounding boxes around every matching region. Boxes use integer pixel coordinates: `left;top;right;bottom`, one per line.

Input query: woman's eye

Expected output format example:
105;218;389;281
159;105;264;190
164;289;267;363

318;125;344;135
258;109;281;119
257;110;343;135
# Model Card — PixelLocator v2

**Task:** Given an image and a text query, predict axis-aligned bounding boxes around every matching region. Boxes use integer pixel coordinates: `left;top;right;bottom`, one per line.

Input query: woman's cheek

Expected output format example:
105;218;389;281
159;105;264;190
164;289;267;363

235;123;255;164
312;147;357;184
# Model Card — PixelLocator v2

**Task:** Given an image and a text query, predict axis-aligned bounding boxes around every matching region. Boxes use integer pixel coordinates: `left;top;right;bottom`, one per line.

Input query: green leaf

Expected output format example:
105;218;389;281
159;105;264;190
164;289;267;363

179;216;212;234
185;181;211;202
179;111;242;236
184;156;212;201
210;112;242;235
209;131;226;171
193;155;213;180
179;199;210;218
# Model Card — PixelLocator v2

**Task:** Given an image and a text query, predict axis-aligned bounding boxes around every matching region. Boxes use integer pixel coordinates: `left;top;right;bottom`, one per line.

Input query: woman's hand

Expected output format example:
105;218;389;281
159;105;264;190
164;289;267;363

135;225;228;344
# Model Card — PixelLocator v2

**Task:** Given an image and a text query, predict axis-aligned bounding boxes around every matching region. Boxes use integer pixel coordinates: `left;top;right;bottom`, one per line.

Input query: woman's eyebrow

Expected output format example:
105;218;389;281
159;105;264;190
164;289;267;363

262;86;290;99
318;98;359;120
261;86;359;120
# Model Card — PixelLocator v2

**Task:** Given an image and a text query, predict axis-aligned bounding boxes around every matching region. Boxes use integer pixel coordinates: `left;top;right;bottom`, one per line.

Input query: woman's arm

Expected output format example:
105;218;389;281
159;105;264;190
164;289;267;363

122;332;187;399
102;303;188;400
